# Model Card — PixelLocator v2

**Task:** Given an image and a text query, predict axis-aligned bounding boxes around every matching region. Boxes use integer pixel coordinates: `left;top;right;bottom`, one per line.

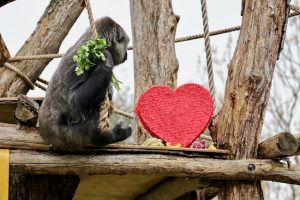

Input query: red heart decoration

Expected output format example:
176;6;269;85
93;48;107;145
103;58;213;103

134;83;213;147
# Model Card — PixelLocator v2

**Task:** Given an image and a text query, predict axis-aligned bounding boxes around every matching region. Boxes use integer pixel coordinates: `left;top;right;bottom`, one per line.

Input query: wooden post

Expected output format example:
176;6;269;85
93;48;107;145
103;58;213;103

258;132;298;159
6;149;300;185
216;0;289;199
130;0;179;144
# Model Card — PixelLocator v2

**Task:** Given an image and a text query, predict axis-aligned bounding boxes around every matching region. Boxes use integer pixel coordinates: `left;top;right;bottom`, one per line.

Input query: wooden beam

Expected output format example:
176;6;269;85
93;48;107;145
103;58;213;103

0;122;229;158
7;150;300;185
0;122;48;151
258;132;298;159
138;178;210;200
294;134;300;155
0;0;85;97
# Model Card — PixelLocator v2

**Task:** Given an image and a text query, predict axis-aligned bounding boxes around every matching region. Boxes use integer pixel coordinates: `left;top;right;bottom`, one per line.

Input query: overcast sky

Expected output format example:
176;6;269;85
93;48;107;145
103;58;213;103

0;0;241;97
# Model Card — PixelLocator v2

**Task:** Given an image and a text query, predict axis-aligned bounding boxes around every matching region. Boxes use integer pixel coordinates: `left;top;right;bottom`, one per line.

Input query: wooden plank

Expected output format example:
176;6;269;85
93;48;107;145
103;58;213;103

0;149;9;200
0;97;43;124
0;122;229;158
9;150;300;185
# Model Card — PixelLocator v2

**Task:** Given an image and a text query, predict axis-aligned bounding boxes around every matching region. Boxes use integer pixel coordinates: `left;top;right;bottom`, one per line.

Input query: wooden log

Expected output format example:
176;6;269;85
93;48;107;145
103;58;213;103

130;0;179;144
8;150;300;185
258;132;298;159
216;0;289;199
14;94;40;127
138;178;210;200
294;134;300;155
0;34;10;67
0;122;229;158
0;122;49;151
0;0;85;97
0;97;43;124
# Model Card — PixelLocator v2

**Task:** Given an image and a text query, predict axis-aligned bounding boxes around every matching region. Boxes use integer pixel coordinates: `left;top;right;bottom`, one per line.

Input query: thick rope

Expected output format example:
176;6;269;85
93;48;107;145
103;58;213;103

111;105;134;119
3;62;46;91
84;0;111;131
176;26;241;43
84;0;97;39
3;62;35;90
6;11;300;61
99;95;111;132
290;4;300;13
8;54;63;62
200;0;216;113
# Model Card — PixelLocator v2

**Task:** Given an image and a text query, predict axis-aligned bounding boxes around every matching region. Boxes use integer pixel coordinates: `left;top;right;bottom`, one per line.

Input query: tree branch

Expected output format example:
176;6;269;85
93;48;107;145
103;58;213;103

8;150;300;185
258;132;298;159
0;0;85;97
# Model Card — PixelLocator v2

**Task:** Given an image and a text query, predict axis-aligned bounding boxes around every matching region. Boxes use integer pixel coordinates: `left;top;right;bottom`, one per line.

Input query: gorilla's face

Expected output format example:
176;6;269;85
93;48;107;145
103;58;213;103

95;17;130;66
110;26;130;65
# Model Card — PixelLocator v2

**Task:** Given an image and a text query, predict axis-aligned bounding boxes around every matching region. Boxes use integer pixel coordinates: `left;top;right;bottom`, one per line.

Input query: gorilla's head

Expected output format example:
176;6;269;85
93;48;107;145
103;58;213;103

96;17;130;65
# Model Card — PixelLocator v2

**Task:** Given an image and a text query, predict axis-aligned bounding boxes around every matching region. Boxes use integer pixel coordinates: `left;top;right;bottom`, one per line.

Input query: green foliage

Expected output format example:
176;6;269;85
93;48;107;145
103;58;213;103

73;35;107;76
112;74;122;91
73;35;122;90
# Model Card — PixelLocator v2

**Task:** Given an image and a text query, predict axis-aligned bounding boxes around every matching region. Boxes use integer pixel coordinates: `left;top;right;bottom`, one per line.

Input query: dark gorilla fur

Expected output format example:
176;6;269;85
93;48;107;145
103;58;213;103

39;17;131;151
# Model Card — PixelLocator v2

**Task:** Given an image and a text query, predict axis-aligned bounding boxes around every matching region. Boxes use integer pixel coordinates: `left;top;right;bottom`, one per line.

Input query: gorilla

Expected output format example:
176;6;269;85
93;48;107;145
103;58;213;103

39;17;132;151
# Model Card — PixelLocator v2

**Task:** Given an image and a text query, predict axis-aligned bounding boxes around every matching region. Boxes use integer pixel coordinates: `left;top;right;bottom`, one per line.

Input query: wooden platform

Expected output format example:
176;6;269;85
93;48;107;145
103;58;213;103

1;97;300;200
0;96;227;200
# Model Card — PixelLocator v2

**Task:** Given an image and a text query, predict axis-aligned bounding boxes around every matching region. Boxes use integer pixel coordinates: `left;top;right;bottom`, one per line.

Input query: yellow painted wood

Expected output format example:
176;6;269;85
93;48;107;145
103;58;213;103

0;149;9;200
74;175;166;200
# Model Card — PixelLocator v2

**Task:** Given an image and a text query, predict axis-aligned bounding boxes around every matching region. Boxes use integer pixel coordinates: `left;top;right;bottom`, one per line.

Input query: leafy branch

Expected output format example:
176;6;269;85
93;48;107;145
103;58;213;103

73;35;122;90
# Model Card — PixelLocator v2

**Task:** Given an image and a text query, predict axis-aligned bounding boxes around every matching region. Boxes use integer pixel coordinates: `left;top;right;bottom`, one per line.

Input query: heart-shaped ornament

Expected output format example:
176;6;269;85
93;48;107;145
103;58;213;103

135;83;213;147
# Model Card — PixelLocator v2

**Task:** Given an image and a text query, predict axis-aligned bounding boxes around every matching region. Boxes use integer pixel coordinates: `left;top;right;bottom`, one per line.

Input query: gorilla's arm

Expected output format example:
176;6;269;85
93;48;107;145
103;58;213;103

70;52;114;115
